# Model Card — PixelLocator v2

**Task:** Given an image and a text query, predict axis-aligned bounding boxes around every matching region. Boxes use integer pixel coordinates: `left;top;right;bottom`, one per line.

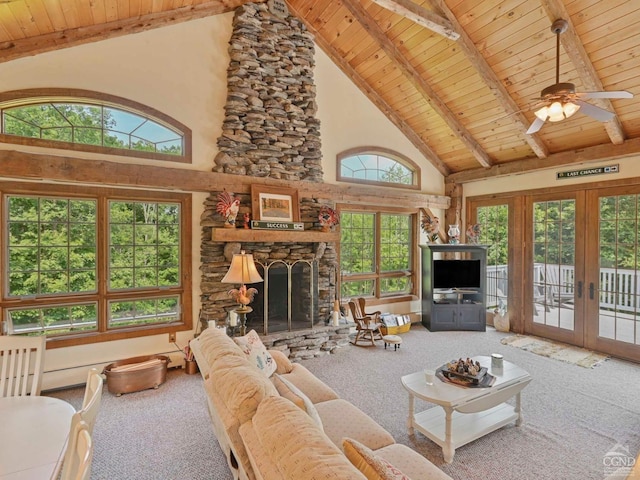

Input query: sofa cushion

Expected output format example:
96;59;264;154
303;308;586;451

239;396;367;480
375;443;453;480
268;349;294;374
279;363;340;404
273;374;323;430
343;438;410;480
198;327;246;368
211;356;278;425
315;399;395;452
234;329;277;377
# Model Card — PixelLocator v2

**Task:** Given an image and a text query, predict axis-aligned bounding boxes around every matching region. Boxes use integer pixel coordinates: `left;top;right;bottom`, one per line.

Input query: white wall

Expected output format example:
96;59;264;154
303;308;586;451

464;156;640;198
0;13;443;389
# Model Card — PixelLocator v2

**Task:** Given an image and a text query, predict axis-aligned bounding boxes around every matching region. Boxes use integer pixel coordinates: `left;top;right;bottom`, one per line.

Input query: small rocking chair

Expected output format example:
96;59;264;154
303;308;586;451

348;298;383;347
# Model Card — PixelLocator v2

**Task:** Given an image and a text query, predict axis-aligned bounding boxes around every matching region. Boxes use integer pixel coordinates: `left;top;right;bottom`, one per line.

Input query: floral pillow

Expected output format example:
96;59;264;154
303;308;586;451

233;329;277;378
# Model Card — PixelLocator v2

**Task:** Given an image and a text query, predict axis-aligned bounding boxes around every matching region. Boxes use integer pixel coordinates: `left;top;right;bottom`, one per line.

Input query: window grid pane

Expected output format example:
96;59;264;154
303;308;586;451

109;201;181;290
6;196;97;297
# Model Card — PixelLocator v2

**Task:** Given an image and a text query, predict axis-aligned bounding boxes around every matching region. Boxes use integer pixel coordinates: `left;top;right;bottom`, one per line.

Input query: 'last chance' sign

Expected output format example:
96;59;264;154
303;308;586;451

557;164;619;180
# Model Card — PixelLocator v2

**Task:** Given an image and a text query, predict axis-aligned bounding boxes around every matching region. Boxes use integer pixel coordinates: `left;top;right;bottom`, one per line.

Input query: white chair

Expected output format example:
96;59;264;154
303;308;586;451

79;368;103;434
0;335;45;397
60;415;93;480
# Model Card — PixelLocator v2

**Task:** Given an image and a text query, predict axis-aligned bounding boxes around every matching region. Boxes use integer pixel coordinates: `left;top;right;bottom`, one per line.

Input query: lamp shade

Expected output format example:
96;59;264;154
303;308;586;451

221;251;263;284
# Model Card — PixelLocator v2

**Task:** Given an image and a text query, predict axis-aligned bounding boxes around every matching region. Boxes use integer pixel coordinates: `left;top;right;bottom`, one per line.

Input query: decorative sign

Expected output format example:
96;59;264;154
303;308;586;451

268;0;288;18
557;164;619;180
251;220;304;231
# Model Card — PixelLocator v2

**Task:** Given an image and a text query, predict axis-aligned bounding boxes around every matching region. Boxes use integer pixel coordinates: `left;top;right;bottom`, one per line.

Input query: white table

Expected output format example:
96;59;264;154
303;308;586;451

0;396;75;480
401;356;531;463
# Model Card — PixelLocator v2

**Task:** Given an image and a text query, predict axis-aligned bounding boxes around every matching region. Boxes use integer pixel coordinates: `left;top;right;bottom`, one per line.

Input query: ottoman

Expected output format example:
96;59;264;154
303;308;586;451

382;335;402;351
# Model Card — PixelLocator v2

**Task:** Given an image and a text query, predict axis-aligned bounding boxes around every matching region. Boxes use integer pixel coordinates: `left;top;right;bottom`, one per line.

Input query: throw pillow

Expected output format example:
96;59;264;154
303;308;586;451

343;438;410;480
268;349;294;373
233;329;277;378
274;374;323;431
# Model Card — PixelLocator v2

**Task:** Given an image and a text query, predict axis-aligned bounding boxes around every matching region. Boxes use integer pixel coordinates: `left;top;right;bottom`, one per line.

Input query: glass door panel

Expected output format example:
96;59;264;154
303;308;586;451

586;191;640;359
526;193;584;345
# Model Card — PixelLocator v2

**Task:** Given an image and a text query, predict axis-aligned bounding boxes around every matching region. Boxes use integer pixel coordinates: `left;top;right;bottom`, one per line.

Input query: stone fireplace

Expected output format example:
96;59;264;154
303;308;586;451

199;2;347;356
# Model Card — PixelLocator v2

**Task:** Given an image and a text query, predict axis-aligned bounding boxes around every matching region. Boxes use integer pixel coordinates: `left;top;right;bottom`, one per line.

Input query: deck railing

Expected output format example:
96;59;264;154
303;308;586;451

486;264;639;314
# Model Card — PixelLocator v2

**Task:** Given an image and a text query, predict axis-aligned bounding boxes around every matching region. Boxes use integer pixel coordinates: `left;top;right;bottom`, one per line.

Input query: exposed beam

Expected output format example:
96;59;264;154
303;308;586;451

0;149;450;209
342;0;493;169
368;0;459;40
0;0;259;64
430;0;549;160
447;136;640;184
286;1;451;176
539;0;627;145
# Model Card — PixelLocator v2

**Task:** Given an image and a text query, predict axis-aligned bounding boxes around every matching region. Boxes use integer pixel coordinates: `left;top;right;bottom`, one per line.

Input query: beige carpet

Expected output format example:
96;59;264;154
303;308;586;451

501;334;609;368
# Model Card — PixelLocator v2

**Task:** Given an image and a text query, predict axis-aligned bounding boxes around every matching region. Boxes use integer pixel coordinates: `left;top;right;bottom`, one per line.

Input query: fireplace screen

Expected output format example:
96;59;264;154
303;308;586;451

245;260;319;335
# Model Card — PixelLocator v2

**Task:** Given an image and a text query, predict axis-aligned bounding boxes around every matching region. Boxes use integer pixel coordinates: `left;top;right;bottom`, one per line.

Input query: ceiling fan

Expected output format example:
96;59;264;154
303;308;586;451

526;19;633;135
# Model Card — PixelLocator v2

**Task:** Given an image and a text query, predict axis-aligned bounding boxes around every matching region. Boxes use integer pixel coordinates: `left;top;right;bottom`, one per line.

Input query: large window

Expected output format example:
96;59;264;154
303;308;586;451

0;89;192;163
340;208;416;300
1;182;191;347
337;147;420;189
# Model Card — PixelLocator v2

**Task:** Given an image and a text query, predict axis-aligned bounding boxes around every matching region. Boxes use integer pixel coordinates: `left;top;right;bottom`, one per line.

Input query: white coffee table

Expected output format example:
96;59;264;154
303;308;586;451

401;355;531;463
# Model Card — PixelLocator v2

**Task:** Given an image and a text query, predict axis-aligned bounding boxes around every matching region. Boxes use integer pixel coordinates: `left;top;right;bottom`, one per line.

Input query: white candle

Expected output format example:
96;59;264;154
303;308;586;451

229;311;238;327
332;311;340;326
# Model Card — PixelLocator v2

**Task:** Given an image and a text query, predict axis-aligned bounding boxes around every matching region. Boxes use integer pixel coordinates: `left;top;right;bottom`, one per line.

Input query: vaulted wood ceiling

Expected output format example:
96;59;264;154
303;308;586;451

0;0;639;183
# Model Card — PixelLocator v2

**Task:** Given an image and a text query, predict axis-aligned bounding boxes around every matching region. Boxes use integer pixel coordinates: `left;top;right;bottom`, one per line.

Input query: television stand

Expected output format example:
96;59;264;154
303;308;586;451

421;245;487;332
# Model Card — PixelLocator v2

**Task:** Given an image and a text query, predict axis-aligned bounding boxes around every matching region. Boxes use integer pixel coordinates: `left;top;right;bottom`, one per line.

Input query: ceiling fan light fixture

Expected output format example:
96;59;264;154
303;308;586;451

537;101;580;123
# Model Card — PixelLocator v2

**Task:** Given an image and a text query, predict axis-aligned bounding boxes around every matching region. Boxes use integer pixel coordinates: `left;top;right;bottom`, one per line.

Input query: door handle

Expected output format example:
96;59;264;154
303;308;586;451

577;281;582;298
589;282;595;300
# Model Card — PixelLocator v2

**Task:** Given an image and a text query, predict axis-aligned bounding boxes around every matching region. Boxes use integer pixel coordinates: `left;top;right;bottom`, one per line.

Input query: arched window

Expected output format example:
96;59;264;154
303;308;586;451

0;89;191;163
337;147;420;189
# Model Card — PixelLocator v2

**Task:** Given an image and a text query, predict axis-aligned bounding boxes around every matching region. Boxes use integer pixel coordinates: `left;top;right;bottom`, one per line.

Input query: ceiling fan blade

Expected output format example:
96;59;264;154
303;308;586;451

577;91;633;99
526;117;545;135
574;100;615;122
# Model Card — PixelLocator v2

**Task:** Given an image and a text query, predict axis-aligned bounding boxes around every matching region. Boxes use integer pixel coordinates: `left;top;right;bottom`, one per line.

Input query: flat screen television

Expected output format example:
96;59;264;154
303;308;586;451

433;259;481;289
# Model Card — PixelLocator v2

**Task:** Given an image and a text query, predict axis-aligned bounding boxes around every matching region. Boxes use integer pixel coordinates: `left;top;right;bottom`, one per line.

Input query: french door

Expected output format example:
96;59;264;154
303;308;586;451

524;187;640;362
525;192;586;346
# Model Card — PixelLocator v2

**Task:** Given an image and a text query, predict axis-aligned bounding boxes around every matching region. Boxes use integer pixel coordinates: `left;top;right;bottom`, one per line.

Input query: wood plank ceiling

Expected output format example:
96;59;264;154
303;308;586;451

0;0;638;183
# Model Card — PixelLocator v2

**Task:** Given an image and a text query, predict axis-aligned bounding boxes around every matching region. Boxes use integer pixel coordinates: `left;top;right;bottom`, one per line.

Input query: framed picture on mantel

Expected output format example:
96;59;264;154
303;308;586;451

251;185;300;223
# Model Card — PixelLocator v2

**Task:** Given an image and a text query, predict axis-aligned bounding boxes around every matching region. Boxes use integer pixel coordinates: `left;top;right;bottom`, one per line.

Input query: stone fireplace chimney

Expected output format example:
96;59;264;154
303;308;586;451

200;2;339;343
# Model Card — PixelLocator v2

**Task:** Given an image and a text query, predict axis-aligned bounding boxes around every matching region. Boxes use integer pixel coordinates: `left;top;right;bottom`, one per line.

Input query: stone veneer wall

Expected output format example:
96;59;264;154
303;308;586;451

200;3;340;355
213;2;322;182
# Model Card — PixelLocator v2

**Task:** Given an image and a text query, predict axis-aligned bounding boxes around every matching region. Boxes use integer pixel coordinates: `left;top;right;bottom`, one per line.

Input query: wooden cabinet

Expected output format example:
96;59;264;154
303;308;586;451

421;244;487;332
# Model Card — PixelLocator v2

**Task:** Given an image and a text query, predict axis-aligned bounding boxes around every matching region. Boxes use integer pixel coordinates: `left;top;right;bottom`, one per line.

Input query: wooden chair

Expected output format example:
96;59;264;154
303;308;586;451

0;335;45;397
79;368;103;434
348;298;383;347
60;416;93;480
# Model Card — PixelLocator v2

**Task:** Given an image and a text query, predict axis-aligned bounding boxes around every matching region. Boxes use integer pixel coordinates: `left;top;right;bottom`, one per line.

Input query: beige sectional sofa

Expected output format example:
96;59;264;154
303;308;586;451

190;327;452;480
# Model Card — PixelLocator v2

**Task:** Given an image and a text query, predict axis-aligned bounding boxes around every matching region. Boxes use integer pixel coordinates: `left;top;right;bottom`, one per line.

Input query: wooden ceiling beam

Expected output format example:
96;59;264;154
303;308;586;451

341;0;493;169
286;1;451;177
0;0;259;64
0;149;450;209
539;0;627;145
368;0;459;41
430;0;549;160
447;136;640;184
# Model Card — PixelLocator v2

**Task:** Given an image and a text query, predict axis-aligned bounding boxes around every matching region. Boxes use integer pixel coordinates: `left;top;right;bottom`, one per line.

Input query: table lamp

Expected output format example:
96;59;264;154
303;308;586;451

221;250;264;315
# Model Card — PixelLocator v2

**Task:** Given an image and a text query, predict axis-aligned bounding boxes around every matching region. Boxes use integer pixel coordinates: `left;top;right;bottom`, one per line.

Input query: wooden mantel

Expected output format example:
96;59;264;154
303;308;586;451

0;149;450;210
211;227;340;243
